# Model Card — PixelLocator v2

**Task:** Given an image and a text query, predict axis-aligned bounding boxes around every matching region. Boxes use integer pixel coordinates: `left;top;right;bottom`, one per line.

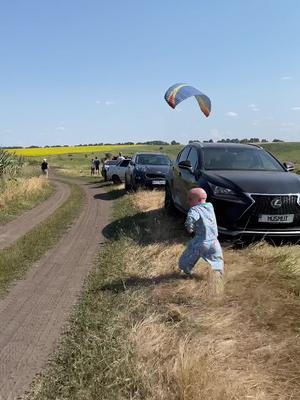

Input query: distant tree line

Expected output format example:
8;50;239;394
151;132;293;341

136;140;169;145
189;138;284;144
1;146;23;149
1;138;287;150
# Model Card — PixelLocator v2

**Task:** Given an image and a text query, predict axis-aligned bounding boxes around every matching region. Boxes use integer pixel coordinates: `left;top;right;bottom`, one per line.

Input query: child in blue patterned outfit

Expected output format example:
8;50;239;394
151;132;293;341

179;187;224;276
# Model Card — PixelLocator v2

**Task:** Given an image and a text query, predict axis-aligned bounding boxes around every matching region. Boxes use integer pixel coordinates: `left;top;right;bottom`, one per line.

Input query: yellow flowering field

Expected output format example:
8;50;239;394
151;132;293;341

8;145;139;157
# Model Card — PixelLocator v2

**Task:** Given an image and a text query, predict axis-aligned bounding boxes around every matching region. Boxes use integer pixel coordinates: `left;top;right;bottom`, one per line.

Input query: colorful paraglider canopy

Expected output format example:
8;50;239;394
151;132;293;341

164;83;211;117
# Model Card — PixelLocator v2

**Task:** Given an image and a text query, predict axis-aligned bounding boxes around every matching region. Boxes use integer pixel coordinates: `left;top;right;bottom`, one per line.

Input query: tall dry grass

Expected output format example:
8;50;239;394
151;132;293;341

123;190;300;400
0;176;49;213
26;188;300;400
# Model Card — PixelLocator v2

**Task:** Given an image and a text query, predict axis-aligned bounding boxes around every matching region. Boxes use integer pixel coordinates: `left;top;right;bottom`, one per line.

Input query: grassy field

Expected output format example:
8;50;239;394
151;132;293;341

0;183;84;296
261;142;300;164
26;187;300;400
7;140;300;398
10;142;300;178
0;165;54;224
9;141;300;160
0;176;53;225
24;145;183;177
8;144;139;157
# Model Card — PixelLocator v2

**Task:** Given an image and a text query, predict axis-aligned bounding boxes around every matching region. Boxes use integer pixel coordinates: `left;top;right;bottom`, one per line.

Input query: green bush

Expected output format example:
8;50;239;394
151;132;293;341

0;149;23;177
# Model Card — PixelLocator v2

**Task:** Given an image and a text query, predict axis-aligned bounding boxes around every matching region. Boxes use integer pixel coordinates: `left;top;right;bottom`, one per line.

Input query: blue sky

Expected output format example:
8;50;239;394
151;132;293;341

1;0;300;146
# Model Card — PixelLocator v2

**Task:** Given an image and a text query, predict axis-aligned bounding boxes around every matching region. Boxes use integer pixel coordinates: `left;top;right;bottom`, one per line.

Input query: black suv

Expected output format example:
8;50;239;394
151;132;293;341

125;152;171;190
165;143;300;237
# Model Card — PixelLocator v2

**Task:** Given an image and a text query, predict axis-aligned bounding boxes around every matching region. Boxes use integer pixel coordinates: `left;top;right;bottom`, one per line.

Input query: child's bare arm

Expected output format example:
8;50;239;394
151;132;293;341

185;209;197;234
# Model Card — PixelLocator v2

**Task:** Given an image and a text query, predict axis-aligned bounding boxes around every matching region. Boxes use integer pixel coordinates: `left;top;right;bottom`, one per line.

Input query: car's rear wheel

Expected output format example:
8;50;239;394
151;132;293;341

112;174;121;185
131;177;139;192
125;175;132;190
165;184;176;214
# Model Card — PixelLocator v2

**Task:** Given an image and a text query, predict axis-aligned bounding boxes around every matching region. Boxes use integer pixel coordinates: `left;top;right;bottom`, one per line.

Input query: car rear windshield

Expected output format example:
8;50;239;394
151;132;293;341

136;154;170;165
203;148;284;171
105;160;118;165
119;159;130;167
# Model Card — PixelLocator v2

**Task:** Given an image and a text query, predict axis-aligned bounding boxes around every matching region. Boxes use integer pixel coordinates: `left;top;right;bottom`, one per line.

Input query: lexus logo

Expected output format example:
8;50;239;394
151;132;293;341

271;198;282;209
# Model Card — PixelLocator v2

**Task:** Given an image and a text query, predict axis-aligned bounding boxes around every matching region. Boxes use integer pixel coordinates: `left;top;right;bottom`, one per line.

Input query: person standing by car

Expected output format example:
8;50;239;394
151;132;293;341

179;188;224;277
117;152;125;161
41;159;49;178
90;158;96;175
94;157;100;175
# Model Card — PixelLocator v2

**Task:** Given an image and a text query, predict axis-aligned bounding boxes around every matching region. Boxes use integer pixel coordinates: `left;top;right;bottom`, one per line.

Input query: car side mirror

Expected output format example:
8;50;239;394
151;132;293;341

283;162;295;172
130;161;135;166
178;160;194;173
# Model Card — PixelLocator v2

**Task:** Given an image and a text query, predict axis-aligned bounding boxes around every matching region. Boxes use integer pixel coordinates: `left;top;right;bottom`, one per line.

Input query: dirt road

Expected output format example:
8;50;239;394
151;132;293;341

0;180;112;400
0;180;71;250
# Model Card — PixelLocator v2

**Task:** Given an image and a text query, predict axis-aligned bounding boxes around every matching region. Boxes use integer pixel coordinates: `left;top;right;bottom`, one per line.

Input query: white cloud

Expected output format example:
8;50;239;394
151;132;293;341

96;100;115;106
225;111;238;117
281;76;293;80
281;122;295;127
291;106;300;111
56;126;65;131
280;122;297;132
249;103;260;112
209;128;222;141
3;129;12;133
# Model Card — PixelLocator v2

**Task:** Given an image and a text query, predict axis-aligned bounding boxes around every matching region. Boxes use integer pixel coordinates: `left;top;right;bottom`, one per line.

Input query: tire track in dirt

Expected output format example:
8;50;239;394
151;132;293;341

0;180;112;400
0;180;71;251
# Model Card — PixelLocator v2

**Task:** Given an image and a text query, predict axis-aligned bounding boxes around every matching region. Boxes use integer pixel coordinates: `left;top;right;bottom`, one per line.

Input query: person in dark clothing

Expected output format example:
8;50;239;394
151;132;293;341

94;157;100;175
41;159;49;177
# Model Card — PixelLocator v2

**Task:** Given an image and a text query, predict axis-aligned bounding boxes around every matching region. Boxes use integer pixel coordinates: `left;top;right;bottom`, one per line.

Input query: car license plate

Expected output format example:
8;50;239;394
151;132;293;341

152;180;166;185
258;214;294;223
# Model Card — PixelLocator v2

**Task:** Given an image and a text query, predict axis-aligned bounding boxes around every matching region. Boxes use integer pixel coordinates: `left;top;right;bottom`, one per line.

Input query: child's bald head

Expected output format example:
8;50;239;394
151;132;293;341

188;188;207;207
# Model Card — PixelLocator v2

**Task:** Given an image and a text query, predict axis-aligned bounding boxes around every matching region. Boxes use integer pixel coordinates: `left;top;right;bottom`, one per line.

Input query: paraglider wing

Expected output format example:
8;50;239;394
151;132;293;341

164;83;211;117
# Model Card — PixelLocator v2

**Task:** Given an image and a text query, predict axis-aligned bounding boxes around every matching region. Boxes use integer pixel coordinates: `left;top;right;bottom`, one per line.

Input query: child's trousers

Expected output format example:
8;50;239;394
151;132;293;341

179;237;224;274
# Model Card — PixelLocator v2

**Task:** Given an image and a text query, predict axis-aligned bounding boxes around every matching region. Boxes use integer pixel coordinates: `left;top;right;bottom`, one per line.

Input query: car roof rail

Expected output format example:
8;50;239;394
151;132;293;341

189;141;204;147
247;143;263;149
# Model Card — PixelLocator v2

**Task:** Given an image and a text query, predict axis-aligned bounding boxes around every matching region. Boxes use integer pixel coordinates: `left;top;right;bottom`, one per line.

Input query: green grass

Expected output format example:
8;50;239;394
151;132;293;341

26;190;141;400
261;142;300;164
0;180;54;225
26;188;300;400
0;183;84;296
25;142;300;179
0;165;55;224
26;145;183;176
27;184;300;400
